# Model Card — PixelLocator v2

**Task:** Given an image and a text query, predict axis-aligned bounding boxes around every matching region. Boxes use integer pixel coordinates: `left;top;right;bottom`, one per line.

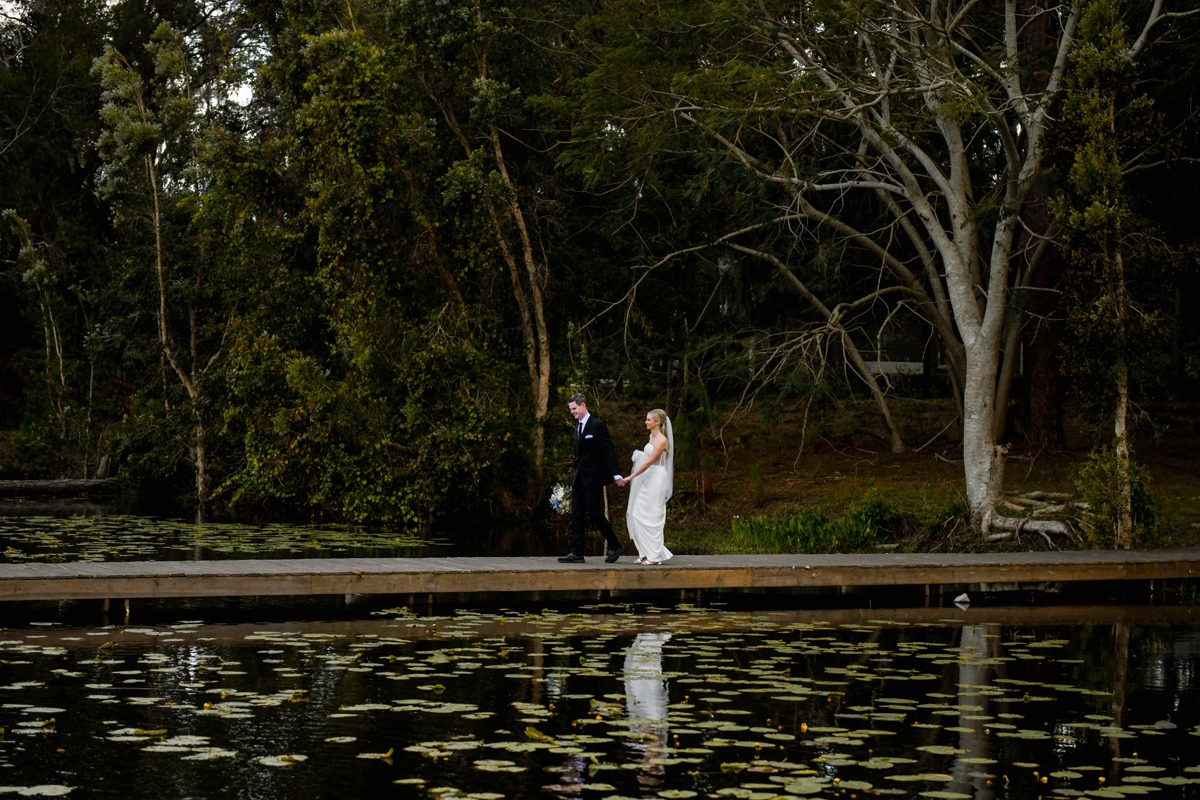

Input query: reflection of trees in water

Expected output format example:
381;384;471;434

624;632;672;783
6;612;1200;798
1110;622;1130;770
951;624;998;800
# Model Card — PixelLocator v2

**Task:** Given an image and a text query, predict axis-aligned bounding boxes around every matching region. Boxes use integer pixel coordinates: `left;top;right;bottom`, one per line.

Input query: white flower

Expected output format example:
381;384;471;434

549;484;572;515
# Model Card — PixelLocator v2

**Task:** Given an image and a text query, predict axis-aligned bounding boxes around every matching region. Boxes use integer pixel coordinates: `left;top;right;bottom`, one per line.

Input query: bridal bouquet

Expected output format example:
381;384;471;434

549;483;572;515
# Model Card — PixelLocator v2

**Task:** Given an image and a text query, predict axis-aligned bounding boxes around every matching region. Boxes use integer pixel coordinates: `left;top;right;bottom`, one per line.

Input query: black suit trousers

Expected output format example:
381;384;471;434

570;479;619;554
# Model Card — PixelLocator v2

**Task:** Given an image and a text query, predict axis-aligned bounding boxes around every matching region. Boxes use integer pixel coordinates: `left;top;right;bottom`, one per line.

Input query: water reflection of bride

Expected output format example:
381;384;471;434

624;632;672;780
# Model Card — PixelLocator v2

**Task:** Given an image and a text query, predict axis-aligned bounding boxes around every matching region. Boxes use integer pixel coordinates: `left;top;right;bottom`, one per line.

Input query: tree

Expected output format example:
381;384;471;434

566;0;1199;527
1054;0;1182;547
204;10;519;527
0;0;113;474
93;22;218;520
390;0;577;480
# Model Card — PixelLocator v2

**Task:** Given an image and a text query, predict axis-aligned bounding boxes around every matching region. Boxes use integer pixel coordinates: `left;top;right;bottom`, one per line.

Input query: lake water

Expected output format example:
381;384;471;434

2;511;1200;798
0;509;569;561
2;603;1200;799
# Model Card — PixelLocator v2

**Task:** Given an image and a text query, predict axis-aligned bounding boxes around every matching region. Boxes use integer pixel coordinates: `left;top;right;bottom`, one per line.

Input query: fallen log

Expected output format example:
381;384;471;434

0;478;123;498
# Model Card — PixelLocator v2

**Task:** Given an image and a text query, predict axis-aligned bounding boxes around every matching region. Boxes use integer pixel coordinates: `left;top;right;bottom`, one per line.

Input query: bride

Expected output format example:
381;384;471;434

618;409;674;565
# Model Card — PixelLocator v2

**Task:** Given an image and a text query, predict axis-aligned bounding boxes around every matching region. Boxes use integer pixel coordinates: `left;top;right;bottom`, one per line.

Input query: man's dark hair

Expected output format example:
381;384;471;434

568;393;587;406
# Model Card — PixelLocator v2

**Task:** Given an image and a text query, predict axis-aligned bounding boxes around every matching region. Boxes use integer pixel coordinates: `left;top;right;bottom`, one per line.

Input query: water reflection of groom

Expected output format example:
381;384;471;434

558;393;624;564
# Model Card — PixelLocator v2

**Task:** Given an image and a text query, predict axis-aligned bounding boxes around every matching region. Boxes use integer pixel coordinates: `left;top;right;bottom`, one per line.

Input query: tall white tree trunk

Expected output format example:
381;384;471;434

962;346;1006;517
95;31;213;521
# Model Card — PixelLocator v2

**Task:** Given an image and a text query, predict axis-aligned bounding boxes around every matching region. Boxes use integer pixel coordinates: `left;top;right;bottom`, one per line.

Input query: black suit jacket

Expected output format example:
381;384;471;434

573;415;621;491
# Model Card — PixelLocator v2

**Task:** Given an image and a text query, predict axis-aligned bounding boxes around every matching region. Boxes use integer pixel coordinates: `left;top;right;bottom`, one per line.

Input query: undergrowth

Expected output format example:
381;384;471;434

712;488;927;554
1073;446;1166;549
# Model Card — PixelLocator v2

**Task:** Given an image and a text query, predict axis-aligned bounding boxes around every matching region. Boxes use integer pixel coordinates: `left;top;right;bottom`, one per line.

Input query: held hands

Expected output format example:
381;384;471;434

616;476;630;488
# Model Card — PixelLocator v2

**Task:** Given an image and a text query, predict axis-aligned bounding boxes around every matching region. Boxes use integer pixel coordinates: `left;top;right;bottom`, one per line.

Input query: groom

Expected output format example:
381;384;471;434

559;393;624;564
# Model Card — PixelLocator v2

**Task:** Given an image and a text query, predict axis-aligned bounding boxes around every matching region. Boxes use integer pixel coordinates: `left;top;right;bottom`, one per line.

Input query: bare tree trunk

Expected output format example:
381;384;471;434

991;316;1023;444
193;420;208;525
147;152;209;522
489;126;552;472
488;204;550;472
1113;360;1132;547
963;340;1007;520
1113;241;1133;549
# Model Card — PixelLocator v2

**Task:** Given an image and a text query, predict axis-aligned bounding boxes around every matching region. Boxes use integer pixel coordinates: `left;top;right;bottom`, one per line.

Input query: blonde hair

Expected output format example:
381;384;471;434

648;408;668;430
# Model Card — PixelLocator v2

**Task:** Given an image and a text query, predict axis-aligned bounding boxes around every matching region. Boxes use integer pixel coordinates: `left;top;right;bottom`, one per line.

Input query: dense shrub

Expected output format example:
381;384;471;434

1074;446;1164;548
728;488;906;553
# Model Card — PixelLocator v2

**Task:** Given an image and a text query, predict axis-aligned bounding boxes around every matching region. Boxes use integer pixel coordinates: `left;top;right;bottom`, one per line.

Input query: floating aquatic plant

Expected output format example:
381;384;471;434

0;608;1197;798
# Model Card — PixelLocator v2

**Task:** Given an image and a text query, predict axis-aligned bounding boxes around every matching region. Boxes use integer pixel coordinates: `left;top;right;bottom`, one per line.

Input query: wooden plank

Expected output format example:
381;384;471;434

0;550;1197;602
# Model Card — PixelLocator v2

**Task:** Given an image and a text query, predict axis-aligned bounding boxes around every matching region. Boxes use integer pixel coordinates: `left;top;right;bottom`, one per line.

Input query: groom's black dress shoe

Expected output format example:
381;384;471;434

604;545;624;563
557;553;585;563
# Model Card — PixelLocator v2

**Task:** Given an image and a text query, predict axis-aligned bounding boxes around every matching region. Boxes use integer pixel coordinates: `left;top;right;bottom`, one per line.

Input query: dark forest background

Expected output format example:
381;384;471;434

1;0;1198;532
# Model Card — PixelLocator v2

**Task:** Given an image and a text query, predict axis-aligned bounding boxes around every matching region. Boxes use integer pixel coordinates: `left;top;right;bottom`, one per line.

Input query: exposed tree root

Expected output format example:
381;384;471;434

981;496;1082;548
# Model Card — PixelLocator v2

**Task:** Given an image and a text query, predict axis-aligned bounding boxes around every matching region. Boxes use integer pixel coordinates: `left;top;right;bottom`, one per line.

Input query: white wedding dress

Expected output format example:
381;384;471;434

627;443;673;563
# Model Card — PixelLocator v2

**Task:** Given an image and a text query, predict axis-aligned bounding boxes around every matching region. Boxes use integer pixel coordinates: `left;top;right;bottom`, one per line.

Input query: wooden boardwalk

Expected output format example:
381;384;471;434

0;548;1197;602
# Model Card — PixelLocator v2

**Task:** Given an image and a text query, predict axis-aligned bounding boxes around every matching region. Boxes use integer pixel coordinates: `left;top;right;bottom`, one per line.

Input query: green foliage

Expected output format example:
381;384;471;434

219;306;515;528
916;491;971;539
0;2;117;476
93;23;198;209
4;0;1200;529
1074;446;1163;549
728;489;905;554
203;16;527;527
846;488;906;536
1052;0;1182;424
